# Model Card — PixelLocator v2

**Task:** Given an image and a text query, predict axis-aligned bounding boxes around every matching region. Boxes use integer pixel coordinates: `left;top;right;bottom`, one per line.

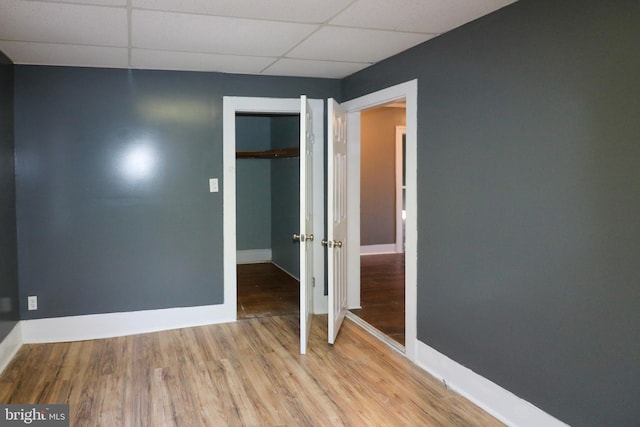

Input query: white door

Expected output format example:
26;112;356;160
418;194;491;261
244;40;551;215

298;95;314;354
327;98;348;345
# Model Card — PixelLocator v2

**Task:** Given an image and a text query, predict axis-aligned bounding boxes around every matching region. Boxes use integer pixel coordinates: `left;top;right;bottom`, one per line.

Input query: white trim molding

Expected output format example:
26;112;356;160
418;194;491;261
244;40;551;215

223;96;326;318
0;323;22;375
21;304;235;344
360;244;396;255
341;79;418;362
395;125;406;254
415;340;569;427
237;249;272;264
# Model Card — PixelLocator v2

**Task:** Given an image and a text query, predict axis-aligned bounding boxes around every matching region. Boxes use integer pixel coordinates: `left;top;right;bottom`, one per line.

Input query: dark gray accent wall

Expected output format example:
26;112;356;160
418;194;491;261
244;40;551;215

236;116;271;251
14;66;339;319
343;1;640;426
360;107;405;246
271;116;300;277
0;51;19;342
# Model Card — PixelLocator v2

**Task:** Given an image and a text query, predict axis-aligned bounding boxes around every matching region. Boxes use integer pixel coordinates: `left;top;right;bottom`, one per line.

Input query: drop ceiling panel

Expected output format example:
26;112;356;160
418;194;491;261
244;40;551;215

332;0;517;33
0;0;519;77
0;0;128;47
37;0;127;6
263;58;370;79
133;0;354;23
288;26;434;63
0;41;128;68
132;49;275;74
132;10;318;57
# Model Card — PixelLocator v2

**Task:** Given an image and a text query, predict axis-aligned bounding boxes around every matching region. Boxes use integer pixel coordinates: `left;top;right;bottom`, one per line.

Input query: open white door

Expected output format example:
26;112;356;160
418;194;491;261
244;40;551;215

298;95;314;354
327;98;348;345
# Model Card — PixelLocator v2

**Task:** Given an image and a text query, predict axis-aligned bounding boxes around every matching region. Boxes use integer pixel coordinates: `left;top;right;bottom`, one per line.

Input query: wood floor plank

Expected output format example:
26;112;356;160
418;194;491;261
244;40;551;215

352;253;406;345
0;315;502;426
237;263;299;319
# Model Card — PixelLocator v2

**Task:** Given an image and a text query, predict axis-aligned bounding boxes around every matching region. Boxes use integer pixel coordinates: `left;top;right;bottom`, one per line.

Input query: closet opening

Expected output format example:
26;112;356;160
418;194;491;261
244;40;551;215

235;113;302;319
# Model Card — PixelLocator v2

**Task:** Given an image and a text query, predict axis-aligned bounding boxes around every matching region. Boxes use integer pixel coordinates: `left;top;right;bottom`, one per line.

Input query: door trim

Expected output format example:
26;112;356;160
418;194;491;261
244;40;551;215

340;80;418;362
222;97;326;320
395;125;406;254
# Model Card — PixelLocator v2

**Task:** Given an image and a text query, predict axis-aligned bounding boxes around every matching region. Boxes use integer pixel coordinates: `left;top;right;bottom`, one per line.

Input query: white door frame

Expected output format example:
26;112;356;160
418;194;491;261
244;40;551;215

395;125;406;254
341;80;418;362
222;97;327;320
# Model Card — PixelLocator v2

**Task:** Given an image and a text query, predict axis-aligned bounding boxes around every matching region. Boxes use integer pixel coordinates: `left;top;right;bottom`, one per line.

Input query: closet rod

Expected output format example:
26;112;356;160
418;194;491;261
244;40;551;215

236;147;299;159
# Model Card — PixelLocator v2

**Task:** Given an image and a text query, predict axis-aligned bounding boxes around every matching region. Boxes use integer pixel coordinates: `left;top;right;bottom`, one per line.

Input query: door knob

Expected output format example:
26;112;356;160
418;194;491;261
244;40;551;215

306;234;314;242
321;239;340;248
293;234;302;242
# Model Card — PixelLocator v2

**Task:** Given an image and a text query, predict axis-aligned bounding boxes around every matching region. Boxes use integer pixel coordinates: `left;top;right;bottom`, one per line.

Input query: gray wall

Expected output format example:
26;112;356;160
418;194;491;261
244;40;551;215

14;65;339;319
236;116;271;251
343;1;640;426
0;52;19;341
270;116;300;277
360;107;405;246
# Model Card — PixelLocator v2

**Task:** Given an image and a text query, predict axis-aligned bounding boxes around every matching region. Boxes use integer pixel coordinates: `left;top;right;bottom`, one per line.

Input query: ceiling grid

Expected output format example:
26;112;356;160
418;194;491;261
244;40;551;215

0;0;517;78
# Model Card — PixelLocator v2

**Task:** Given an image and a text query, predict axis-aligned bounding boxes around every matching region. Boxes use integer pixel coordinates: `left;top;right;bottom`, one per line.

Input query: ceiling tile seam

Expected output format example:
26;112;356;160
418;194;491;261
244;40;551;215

128;46;279;60
325;0;360;23
322;23;441;36
259;56;372;75
258;58;283;75
0;38;128;49
128;4;438;35
257;3;361;74
127;0;132;67
258;23;324;75
21;0;127;11
129;6;330;26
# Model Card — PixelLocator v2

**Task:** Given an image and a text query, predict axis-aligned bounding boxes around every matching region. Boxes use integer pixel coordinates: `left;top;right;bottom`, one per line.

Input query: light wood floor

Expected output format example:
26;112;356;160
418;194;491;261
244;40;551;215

0;315;502;426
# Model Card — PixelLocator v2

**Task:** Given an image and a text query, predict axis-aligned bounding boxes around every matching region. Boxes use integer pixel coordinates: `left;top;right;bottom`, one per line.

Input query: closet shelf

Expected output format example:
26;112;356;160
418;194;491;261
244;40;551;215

236;147;299;159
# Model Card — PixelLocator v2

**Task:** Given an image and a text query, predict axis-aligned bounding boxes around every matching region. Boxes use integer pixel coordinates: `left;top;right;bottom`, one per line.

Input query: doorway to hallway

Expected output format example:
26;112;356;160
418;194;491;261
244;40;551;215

349;101;407;348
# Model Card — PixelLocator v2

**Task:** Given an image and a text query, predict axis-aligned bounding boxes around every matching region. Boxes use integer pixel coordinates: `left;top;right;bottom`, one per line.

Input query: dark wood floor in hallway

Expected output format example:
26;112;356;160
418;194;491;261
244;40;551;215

351;253;405;345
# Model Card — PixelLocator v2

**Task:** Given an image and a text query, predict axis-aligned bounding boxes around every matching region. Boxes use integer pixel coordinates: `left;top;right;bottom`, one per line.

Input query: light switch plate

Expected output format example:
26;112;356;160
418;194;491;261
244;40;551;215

209;178;219;192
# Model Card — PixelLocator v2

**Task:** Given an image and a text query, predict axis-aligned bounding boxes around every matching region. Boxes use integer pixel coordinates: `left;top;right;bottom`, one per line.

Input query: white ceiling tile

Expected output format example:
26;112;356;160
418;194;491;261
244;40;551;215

0;41;128;68
332;0;517;33
287;26;434;63
263;58;370;79
37;0;127;6
132;10;318;57
0;0;128;46
132;49;276;74
132;0;353;23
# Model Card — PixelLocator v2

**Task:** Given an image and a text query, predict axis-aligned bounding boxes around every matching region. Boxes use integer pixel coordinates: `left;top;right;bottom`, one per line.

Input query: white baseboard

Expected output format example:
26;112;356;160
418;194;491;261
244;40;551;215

21;303;235;344
237;249;272;264
0;323;23;375
272;261;300;281
415;340;568;427
360;244;397;255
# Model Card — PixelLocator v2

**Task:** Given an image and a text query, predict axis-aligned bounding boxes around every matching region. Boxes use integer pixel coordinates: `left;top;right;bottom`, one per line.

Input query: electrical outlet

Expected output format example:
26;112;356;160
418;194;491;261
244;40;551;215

28;295;38;311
